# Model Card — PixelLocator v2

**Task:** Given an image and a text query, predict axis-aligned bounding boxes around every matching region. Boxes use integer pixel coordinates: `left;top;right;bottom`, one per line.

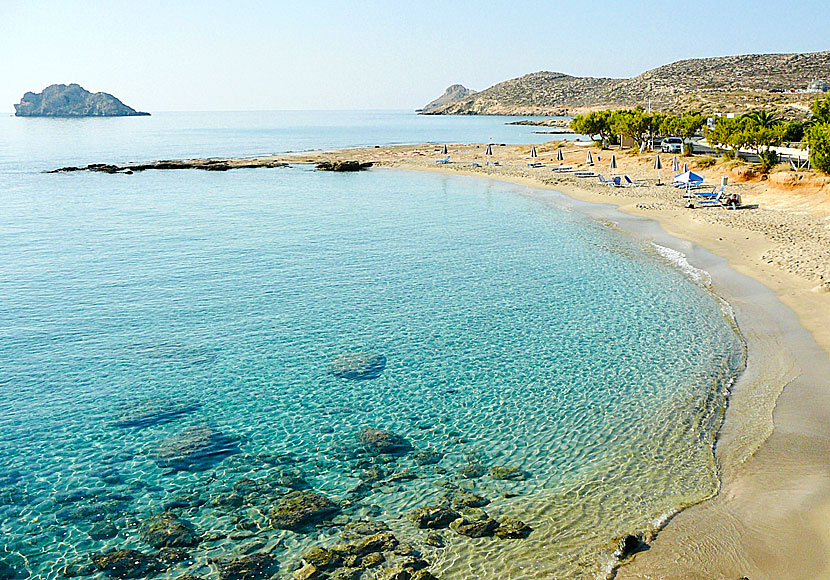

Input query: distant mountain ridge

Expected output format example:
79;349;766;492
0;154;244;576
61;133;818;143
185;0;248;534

421;51;830;117
14;84;149;117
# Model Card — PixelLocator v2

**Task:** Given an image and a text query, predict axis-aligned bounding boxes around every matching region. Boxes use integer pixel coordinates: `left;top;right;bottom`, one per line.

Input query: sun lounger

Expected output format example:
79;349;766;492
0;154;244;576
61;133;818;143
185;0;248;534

434;156;450;164
471;162;481;167
624;175;646;187
550;166;573;172
597;174;620;186
573;171;596;177
526;162;543;167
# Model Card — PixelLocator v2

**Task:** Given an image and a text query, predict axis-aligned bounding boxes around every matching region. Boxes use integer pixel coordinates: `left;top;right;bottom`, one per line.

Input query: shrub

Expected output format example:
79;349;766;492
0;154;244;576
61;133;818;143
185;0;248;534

758;149;779;172
720;148;736;160
696;156;717;168
783;122;804;142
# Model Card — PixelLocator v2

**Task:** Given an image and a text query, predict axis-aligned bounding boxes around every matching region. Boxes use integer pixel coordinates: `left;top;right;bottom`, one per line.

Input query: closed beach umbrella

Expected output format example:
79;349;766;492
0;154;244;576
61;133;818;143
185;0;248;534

654;155;663;184
610;154;617;176
485;143;493;156
682;162;688;173
586;150;594;165
441;144;448;155
556;148;565;162
672;156;680;173
530;146;538;158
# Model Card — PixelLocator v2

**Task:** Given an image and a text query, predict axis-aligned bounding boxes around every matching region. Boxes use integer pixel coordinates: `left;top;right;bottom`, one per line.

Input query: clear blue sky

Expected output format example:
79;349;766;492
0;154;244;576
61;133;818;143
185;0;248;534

2;0;828;112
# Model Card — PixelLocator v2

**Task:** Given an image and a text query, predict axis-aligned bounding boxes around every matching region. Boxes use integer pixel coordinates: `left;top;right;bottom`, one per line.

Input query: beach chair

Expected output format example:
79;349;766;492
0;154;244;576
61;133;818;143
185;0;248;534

624;175;646;187
550;166;573;172
597;174;618;186
434;156;450;164
471;162;481;168
526;162;543;167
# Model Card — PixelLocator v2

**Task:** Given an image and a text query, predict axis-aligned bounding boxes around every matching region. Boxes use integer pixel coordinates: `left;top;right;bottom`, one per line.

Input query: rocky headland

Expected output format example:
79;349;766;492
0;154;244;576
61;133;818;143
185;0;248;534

14;84;149;117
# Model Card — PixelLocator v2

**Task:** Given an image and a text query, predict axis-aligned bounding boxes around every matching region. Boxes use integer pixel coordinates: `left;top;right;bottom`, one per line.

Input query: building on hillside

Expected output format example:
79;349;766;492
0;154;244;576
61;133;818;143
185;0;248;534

807;79;828;93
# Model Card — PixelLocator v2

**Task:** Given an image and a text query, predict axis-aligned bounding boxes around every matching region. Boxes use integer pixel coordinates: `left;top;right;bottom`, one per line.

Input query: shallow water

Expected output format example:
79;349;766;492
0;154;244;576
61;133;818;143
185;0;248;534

0;160;743;579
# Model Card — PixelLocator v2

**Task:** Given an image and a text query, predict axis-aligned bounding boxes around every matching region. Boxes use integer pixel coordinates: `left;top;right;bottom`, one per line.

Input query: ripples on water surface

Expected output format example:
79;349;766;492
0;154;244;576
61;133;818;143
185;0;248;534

0;165;743;579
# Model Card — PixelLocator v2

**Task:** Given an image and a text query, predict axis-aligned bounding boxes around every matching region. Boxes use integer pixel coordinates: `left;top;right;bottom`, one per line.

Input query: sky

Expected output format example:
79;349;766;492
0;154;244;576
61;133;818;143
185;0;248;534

1;0;828;112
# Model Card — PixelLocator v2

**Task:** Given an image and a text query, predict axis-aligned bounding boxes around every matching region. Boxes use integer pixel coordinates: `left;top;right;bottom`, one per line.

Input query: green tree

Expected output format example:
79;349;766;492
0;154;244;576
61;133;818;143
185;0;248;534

679;113;705;139
743;110;780;128
807;122;830;173
571;110;613;147
812;93;830;123
609;109;651;149
782;121;804;142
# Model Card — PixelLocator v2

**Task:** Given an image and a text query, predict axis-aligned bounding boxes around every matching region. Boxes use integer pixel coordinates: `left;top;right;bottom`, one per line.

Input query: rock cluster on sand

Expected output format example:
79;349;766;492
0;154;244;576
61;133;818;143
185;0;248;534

328;353;386;380
15;84;149;117
406;503;532;540
89;549;163;578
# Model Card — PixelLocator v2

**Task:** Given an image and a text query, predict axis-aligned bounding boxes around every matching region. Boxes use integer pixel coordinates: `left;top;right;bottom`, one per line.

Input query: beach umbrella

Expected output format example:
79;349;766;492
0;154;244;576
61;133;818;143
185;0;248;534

586;150;594;165
672;156;680;173
610;154;617;177
675;170;704;195
682;162;688;173
485;143;493;156
530;146;537;158
556;148;564;162
441;144;448;155
654;155;663;184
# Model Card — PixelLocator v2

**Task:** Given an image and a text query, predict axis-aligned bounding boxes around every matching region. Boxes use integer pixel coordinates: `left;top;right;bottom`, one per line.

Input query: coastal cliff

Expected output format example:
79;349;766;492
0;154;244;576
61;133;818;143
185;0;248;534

14;84;150;117
421;51;830;117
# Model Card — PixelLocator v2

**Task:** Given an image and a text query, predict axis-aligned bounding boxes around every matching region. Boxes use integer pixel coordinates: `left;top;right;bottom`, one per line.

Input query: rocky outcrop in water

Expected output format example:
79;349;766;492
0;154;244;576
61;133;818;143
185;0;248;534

47;159;288;174
357;428;412;455
154;425;238;471
315;160;373;172
448;509;499;538
493;516;532;539
329;353;386;380
489;466;526;480
15;84;149;117
269;490;340;531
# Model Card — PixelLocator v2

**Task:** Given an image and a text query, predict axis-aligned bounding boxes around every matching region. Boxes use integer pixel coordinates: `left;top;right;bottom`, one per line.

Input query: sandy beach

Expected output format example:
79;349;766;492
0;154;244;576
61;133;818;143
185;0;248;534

291;142;830;579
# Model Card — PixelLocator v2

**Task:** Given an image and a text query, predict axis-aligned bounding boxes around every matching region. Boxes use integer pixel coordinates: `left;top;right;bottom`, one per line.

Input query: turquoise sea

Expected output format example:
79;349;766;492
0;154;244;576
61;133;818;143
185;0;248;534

0;111;743;580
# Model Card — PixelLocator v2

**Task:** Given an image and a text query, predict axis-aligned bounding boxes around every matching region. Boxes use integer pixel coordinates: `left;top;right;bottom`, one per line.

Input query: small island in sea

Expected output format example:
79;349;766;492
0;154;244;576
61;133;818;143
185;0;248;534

14;83;150;117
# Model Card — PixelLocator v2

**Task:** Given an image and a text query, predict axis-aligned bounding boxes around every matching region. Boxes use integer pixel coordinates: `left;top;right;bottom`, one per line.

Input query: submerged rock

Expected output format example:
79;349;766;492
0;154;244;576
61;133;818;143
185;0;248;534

329;353;386;380
111;399;201;428
0;562;22;580
209;553;276;580
406;506;459;529
411;450;443;465
301;547;343;571
449;510;499;538
269;491;340;531
154;549;190;567
446;490;489;509
154;425;238;471
457;461;487;479
489;466;526;481
493;516;532;539
339;520;390;543
358;428;412;455
90;550;163;578
140;513;200;548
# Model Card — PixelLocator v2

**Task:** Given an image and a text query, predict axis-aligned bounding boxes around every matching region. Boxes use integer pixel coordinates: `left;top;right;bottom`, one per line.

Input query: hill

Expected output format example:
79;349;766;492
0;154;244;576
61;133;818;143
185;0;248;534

421;52;830;118
418;84;476;113
14;84;149;117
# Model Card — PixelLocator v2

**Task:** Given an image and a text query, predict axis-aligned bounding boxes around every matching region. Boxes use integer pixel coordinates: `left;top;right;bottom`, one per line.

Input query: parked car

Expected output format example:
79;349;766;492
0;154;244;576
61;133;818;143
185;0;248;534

661;137;684;153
